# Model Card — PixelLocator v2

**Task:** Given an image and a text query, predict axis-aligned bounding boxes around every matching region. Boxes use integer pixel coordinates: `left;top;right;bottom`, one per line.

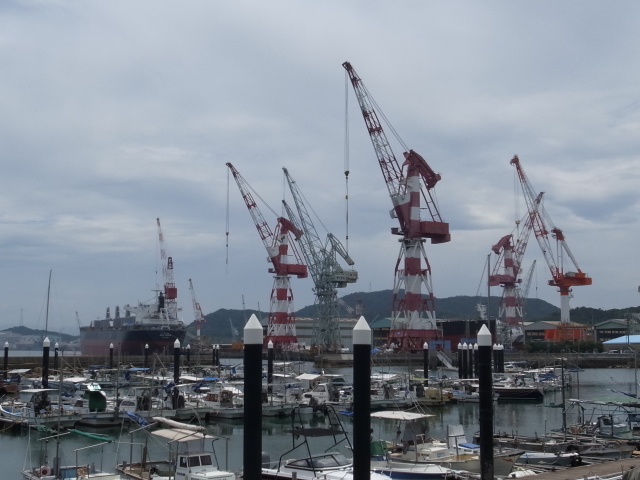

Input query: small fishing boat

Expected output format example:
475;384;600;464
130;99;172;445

261;405;390;480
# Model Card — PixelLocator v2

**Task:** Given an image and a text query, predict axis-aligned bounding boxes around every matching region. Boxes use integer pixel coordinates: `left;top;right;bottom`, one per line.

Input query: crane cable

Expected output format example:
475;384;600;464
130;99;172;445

344;70;350;254
226;167;230;273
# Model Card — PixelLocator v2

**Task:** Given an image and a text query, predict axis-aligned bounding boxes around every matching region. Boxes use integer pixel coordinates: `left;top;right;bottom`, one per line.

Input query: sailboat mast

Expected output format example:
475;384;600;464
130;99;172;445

45;270;52;339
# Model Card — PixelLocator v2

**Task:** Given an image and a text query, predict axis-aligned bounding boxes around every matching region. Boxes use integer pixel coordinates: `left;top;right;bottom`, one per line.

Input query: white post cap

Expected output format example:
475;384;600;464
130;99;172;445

174;338;181;348
54;342;59;348
353;316;371;345
458;342;462;349
187;344;191;350
43;337;50;348
423;342;429;350
145;344;149;349
477;324;492;346
267;340;274;349
110;343;114;349
473;343;478;350
462;342;468;350
244;314;263;345
4;342;8;347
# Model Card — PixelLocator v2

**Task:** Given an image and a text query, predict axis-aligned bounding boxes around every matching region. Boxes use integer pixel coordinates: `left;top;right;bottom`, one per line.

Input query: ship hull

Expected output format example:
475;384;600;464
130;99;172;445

80;327;186;356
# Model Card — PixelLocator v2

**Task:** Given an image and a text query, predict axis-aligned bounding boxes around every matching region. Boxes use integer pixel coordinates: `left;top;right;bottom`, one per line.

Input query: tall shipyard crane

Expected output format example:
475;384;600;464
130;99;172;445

226;163;308;349
510;155;592;337
157;218;178;313
188;278;206;340
489;193;542;328
343;62;450;351
282;167;357;352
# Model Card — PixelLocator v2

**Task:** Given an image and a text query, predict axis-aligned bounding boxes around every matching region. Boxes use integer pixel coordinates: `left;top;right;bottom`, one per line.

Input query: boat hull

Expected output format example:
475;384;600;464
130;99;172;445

80;327;186;356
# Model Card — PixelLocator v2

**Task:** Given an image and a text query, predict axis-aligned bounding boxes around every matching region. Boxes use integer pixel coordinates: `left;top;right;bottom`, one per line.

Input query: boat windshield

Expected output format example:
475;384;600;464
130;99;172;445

289;453;349;469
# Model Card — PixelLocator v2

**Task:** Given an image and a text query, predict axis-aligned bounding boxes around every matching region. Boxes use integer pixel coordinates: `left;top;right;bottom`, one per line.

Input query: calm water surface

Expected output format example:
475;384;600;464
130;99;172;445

2;366;638;478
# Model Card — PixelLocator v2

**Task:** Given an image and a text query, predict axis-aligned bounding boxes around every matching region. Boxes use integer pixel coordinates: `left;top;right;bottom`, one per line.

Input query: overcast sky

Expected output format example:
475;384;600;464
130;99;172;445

1;1;639;334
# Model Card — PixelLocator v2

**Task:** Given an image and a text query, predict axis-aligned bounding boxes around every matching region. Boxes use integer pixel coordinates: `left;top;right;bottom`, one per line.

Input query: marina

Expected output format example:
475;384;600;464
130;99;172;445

2;362;640;479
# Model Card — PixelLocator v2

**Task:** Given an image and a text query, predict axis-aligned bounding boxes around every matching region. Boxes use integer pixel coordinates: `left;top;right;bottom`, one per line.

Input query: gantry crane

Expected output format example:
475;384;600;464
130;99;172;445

282;167;357;352
510;155;592;338
343;61;450;351
226;163;308;349
188;278;206;340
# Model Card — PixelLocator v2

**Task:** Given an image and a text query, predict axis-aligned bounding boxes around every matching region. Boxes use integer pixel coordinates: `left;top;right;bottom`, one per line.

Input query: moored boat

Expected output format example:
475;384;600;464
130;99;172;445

80;290;186;356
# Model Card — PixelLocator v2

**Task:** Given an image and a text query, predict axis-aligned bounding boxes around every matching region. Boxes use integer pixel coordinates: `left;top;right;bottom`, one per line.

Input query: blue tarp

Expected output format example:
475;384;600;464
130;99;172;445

124;410;148;426
458;442;480;449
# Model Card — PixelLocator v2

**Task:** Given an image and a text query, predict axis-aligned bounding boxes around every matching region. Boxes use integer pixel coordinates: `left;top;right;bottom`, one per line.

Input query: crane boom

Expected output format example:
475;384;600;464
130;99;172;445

188;278;206;339
226;162;307;349
343;61;449;351
510;155;592;326
282;167;357;351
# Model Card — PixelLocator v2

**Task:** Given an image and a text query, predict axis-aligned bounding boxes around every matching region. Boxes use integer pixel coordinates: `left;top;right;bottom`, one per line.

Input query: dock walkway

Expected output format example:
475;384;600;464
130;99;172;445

517;457;639;479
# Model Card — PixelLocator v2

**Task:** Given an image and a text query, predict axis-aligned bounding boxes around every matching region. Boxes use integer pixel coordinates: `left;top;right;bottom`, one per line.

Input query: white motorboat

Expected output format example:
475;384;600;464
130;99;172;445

118;427;234;480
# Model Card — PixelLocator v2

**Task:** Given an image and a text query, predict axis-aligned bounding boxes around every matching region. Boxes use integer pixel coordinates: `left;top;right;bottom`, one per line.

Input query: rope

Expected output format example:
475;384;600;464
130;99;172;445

344;70;350;253
225;167;230;273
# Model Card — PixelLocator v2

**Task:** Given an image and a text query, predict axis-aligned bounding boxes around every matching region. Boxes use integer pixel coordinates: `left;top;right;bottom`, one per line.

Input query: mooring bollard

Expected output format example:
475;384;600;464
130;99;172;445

352;316;371;480
477;325;494;480
244;314;263;480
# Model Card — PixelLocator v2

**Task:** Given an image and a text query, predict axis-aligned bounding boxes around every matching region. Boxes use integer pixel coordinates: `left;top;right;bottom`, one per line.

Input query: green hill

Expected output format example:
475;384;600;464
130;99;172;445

1;325;78;342
197;291;560;343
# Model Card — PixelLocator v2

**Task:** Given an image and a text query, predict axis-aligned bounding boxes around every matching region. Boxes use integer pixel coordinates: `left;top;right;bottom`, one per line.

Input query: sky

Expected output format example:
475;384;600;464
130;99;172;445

1;1;640;334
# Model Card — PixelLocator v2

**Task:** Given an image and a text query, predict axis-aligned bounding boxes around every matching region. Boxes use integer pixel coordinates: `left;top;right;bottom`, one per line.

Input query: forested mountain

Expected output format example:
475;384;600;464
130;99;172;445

197;291;560;343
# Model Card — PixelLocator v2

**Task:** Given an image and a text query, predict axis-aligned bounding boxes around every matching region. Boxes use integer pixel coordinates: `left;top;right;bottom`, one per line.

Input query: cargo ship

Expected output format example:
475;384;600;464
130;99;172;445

79;290;186;356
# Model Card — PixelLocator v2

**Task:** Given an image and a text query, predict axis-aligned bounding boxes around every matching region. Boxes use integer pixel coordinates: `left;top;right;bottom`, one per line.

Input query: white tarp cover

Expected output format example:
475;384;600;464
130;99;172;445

371;411;433;421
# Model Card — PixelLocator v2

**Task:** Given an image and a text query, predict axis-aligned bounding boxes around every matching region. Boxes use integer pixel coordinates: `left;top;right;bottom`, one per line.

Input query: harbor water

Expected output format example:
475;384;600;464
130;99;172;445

2;366;639;478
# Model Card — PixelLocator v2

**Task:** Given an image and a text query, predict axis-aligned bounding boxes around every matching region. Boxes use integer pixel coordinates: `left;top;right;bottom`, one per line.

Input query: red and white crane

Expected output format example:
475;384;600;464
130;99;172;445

157;218;178;313
188;278;206;339
489;193;542;327
343;62;450;351
510;155;592;328
226;162;308;349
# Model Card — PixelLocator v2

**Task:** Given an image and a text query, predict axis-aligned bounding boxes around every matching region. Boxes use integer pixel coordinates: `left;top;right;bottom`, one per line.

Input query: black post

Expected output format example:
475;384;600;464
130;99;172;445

243;315;263;480
353;317;371;480
144;344;149;369
109;343;114;369
173;339;181;409
461;343;468;380
492;344;498;373
498;344;504;374
477;325;494;480
53;342;59;372
267;340;274;394
42;337;50;389
186;344;191;366
3;342;8;380
423;341;429;387
473;343;479;378
467;343;473;379
457;342;463;379
173;339;181;384
212;344;216;366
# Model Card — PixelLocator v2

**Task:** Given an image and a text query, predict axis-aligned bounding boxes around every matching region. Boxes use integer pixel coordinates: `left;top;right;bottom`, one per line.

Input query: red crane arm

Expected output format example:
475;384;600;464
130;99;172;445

343;62;448;242
226;163;307;279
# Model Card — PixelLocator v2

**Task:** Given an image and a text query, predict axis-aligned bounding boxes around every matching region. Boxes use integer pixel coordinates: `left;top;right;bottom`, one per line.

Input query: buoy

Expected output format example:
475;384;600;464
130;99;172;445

40;465;52;476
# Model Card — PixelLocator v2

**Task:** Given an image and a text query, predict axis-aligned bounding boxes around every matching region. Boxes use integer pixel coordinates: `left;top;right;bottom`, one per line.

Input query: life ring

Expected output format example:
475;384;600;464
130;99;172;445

40;465;52;476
